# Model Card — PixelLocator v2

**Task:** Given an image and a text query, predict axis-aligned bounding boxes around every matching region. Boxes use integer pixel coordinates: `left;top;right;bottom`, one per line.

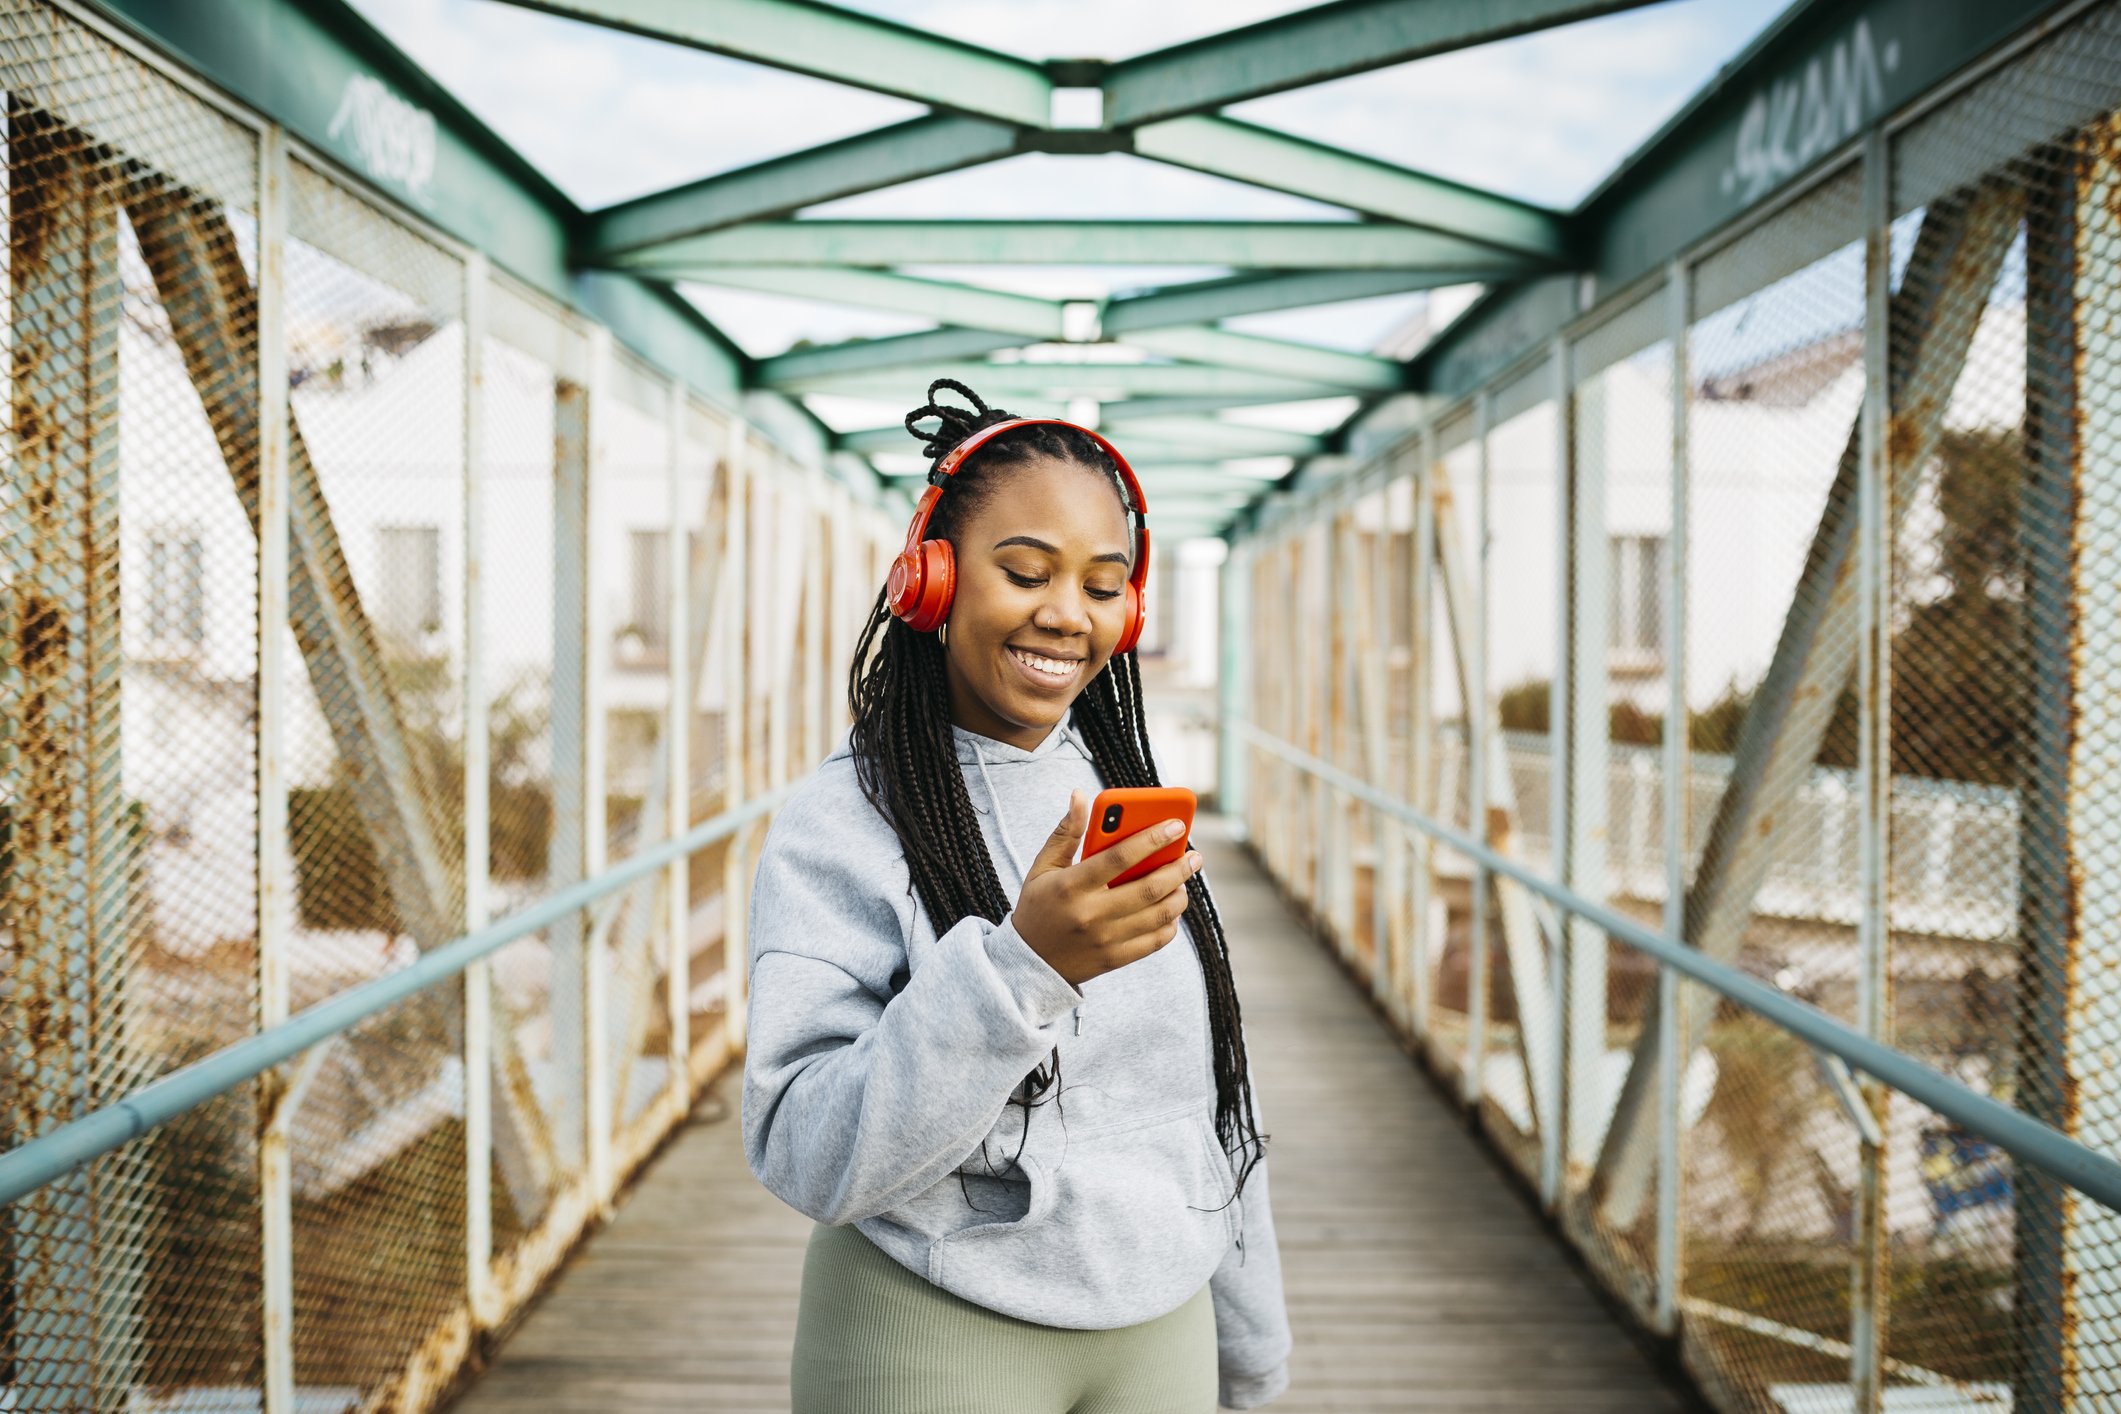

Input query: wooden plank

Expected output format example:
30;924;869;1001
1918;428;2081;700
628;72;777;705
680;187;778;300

457;824;1698;1411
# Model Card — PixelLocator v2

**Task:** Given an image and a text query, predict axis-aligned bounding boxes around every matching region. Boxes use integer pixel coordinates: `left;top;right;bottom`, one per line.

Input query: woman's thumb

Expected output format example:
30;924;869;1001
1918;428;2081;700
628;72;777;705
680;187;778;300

1029;790;1088;877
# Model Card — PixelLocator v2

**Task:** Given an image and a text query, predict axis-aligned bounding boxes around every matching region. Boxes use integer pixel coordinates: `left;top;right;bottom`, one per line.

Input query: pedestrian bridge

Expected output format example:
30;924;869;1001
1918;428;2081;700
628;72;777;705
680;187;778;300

4;0;2121;1411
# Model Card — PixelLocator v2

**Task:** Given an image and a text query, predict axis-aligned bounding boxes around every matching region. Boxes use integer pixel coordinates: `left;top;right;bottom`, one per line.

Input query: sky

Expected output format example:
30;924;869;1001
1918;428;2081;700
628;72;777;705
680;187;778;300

341;0;1790;387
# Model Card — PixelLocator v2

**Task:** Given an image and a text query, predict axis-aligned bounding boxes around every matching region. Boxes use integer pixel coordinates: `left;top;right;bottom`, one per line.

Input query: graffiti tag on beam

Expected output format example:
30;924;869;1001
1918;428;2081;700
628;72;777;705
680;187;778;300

1720;19;1902;205
328;74;438;205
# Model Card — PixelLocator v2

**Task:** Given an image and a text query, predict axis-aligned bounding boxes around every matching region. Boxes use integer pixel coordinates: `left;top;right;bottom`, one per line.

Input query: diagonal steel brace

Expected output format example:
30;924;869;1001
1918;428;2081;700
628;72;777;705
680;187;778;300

1593;180;2024;1227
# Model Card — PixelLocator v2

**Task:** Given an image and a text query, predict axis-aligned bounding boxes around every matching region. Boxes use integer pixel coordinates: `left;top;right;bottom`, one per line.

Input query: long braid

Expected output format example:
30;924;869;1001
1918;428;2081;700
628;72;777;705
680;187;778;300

848;379;1261;1187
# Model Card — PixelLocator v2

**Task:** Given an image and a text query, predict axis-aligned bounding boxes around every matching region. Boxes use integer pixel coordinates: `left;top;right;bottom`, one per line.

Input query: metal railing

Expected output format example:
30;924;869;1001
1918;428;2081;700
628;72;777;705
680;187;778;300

0;787;792;1210
1223;4;2121;1405
0;4;897;1409
1232;720;2121;1214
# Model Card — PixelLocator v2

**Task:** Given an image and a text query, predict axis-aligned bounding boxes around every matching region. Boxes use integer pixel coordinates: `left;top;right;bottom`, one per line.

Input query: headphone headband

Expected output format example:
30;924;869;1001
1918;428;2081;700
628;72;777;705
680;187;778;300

899;417;1151;595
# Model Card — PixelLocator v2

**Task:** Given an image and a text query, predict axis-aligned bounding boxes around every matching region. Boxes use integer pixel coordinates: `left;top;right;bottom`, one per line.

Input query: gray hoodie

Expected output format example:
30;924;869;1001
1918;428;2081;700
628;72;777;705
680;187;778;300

743;722;1292;1409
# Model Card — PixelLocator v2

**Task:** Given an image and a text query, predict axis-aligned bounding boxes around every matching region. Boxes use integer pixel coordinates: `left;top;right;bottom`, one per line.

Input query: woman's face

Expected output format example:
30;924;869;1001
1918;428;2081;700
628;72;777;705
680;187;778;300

941;455;1133;751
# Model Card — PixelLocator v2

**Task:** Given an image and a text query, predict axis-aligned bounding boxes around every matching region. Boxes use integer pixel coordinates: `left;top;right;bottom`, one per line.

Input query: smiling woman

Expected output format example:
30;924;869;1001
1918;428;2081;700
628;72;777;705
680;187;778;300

740;379;1290;1413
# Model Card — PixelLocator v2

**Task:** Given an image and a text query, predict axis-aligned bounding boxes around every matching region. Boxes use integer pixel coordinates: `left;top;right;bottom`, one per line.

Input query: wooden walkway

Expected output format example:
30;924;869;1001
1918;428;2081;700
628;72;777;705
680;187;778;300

454;824;1698;1413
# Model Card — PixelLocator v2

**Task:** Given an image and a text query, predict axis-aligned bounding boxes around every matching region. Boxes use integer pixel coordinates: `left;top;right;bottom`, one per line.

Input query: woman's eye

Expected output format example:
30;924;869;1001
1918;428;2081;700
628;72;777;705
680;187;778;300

1086;586;1123;601
1003;569;1045;588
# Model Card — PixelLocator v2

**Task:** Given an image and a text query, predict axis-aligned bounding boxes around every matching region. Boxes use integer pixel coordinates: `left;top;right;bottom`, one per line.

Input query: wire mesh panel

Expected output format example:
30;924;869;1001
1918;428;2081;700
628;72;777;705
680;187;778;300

280;155;469;1403
1563;291;1676;1317
1478;366;1561;1182
1428;424;1483;1084
596;351;674;1144
479;273;584;1250
1883;7;2121;1402
680;399;733;1076
1664;159;1872;1413
0;5;266;1406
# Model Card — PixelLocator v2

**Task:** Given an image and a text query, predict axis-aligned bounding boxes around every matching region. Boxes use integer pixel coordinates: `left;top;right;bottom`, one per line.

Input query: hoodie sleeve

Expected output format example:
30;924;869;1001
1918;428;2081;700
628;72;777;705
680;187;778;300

740;784;1083;1226
1211;1092;1293;1408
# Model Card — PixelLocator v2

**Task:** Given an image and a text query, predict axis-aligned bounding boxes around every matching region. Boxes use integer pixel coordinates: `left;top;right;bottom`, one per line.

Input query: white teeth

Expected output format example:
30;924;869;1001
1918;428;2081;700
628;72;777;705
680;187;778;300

1009;647;1079;680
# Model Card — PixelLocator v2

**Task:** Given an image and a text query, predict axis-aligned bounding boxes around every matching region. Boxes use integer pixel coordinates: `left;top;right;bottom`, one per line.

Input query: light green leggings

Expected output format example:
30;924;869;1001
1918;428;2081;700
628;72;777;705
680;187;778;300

790;1223;1218;1413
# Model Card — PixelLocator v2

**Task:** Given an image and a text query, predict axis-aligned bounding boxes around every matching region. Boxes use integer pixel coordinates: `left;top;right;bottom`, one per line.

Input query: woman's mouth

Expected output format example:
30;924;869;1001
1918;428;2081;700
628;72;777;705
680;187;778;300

1006;645;1083;687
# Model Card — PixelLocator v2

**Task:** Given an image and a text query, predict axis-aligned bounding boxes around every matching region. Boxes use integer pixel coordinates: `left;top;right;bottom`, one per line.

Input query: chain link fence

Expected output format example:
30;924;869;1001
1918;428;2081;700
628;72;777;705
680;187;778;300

0;3;894;1408
1236;2;2121;1408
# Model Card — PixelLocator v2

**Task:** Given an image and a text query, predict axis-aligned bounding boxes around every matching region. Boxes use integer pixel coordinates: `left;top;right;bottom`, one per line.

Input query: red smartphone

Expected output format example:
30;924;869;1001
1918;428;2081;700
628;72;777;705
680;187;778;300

1081;786;1197;888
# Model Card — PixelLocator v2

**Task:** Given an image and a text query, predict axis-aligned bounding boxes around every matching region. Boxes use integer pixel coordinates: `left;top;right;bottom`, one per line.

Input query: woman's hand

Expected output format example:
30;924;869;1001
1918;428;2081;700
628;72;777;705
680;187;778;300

1013;790;1203;988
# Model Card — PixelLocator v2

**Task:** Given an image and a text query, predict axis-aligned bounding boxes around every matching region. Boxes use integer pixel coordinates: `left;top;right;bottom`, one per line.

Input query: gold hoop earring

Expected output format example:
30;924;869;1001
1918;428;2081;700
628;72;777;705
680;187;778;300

938;622;949;649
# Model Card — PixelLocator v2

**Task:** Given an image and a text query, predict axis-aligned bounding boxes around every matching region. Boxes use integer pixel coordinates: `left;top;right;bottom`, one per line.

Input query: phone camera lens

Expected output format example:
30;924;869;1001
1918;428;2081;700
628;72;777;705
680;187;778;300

1101;804;1124;833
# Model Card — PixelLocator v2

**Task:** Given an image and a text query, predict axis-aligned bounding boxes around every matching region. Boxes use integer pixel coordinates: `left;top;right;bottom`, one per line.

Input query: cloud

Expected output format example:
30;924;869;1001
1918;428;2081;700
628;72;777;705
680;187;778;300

350;0;919;208
1231;0;1785;205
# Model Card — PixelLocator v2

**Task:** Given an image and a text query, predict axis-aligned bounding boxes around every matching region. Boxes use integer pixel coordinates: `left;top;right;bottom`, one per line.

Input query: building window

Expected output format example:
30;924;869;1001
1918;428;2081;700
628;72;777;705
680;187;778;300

147;532;205;651
376;524;442;644
1609;534;1666;663
626;528;670;657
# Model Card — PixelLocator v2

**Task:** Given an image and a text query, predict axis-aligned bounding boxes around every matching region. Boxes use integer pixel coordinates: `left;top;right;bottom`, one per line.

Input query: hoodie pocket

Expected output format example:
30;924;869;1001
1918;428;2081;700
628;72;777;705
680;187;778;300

926;1104;1236;1327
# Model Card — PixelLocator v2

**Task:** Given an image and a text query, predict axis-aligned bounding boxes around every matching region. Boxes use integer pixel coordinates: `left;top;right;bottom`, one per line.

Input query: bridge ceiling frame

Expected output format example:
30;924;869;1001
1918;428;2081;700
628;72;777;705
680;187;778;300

96;0;2079;530
496;0;1622;518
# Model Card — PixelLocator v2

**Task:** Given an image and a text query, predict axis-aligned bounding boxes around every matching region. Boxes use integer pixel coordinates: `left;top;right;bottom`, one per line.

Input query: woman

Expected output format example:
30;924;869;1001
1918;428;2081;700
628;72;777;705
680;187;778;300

743;380;1291;1412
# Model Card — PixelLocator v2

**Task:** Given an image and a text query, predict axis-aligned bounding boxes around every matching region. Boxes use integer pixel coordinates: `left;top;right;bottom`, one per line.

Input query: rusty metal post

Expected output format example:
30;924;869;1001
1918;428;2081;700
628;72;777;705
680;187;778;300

1849;123;1893;1414
548;361;591;1179
460;251;498;1335
1564;332;1611;1183
1410;434;1437;1040
581;328;615;1209
1;98;140;1408
1466;393;1493;1104
1543;334;1572;1207
802;479;828;770
254;121;295;1414
1218;538;1251;825
665;379;691;1102
1654;256;1691;1340
1371;463;1404;1021
722;419;752;1040
2015;132;2081;1414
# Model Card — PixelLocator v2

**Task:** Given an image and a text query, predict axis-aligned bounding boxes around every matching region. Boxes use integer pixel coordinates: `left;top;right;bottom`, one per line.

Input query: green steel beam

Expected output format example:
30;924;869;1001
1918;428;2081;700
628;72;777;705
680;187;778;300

846;419;1319;459
1096;417;1326;457
756;327;1029;385
1134;468;1293;498
1132;117;1565;259
687;266;1066;340
777;361;1348;399
1414;0;2072;399
1119;325;1404;391
1103;269;1483;333
610;221;1539;270
586;116;1020;255
695;266;1485;347
1123;460;1290;482
1100;393;1352;422
1101;0;1666;128
491;0;1053;127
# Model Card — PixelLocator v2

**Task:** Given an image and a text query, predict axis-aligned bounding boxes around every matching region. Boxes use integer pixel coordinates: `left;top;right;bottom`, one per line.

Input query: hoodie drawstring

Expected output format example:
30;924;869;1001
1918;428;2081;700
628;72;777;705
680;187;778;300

971;741;1085;1035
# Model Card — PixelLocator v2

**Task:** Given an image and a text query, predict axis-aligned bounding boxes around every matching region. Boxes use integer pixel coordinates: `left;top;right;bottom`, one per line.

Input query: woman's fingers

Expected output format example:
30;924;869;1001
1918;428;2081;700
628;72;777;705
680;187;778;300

1104;880;1194;950
1078;817;1187;887
1121;852;1201;914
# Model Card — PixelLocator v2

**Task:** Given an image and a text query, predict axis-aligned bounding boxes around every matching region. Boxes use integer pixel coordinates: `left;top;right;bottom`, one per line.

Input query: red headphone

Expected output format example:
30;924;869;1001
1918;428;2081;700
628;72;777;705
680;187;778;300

885;418;1153;655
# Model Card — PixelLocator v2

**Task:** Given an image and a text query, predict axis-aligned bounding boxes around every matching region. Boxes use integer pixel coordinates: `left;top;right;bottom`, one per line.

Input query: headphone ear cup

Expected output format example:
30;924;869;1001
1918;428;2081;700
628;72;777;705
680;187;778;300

886;548;923;623
1115;580;1146;656
903;538;956;633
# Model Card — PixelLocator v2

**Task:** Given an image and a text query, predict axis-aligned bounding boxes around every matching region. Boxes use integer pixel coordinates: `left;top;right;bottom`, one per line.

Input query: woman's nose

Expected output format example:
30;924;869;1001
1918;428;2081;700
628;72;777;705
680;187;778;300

1033;587;1093;635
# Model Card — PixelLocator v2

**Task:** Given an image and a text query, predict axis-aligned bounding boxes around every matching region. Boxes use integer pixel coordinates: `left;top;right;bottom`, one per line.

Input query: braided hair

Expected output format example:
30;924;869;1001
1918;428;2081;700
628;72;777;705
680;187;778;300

848;379;1264;1194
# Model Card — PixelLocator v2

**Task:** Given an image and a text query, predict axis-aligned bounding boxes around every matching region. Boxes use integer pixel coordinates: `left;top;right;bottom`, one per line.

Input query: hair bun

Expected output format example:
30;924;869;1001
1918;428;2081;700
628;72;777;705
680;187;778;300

904;378;1015;464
